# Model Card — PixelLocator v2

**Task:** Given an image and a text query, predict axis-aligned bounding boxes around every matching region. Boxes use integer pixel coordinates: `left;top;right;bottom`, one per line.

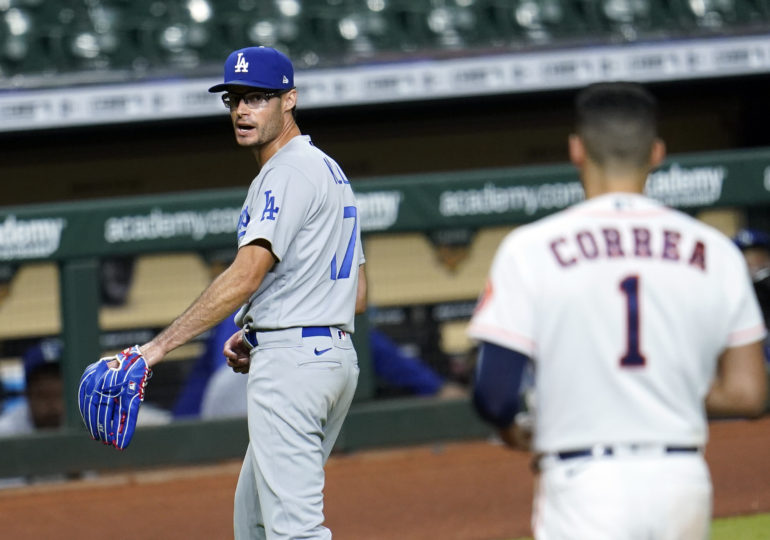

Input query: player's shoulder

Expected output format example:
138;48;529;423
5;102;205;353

268;135;312;166
274;135;330;164
502;202;582;244
663;203;741;252
495;212;564;255
260;142;316;185
634;197;748;268
267;136;340;185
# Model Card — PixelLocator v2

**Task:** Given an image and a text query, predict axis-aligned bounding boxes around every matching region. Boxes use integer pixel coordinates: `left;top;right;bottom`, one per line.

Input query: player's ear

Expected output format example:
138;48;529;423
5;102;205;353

282;89;297;113
649;138;666;168
568;134;586;167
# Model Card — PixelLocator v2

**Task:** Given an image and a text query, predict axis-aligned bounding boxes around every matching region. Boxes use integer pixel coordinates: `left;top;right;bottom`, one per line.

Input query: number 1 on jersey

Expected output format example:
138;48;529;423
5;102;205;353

619;275;646;367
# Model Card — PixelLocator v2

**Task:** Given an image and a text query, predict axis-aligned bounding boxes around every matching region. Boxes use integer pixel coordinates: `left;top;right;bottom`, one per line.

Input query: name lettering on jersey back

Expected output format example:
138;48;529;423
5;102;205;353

550;227;706;271
324;157;350;185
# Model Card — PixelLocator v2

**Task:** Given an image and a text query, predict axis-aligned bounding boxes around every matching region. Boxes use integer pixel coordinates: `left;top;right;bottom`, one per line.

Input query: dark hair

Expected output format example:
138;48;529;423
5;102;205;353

574;82;659;168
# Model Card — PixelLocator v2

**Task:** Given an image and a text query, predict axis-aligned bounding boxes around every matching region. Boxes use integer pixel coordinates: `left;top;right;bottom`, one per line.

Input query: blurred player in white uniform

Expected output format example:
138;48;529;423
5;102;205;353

138;47;365;539
468;82;767;540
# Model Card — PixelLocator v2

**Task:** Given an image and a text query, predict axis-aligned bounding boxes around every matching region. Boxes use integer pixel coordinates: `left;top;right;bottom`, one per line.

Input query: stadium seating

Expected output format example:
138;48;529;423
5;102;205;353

2;0;768;81
364;226;510;306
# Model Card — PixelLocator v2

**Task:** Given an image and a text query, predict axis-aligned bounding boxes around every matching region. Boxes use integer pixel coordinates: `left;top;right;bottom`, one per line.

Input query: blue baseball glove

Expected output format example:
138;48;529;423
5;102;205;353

78;345;152;450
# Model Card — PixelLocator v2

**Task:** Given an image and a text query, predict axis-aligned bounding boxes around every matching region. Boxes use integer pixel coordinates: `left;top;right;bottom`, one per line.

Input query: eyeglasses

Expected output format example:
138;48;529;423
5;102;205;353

221;90;286;110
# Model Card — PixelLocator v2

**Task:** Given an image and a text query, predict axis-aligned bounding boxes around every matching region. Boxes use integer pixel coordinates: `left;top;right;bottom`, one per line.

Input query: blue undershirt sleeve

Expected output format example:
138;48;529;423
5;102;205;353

369;328;444;395
473;341;530;428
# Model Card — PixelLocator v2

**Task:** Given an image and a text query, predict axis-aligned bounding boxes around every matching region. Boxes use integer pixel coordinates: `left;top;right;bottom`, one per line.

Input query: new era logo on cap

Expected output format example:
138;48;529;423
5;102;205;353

209;47;295;93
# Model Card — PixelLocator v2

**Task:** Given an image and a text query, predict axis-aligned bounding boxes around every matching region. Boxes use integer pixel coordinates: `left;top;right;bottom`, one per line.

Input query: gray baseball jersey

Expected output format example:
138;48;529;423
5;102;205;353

234;135;364;333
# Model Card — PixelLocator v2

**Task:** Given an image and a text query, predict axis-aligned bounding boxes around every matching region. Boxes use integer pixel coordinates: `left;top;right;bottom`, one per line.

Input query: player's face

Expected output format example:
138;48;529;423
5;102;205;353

27;372;64;430
227;90;286;148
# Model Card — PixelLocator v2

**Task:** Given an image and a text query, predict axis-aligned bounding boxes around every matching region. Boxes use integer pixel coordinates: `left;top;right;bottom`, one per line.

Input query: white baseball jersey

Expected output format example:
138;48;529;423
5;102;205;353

235;135;364;333
469;192;766;453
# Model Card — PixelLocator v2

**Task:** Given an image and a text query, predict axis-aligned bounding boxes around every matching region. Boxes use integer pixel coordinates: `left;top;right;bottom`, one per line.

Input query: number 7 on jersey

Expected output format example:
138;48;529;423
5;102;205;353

330;206;357;280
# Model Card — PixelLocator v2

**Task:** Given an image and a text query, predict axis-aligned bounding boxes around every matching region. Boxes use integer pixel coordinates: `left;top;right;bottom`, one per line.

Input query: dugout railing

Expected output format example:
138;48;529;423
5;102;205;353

0;146;769;478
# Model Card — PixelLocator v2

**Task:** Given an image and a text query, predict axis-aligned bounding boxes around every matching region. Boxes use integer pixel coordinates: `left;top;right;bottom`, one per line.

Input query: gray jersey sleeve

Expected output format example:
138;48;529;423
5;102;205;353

357;228;365;266
238;165;315;261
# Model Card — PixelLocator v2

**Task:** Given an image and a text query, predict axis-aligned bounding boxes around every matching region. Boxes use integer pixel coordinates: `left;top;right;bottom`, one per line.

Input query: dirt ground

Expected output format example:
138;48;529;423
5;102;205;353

0;416;768;540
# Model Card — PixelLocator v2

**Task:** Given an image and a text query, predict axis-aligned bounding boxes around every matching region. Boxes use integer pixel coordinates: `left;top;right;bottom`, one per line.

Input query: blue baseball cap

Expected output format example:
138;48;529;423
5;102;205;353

209;47;295;93
733;228;770;251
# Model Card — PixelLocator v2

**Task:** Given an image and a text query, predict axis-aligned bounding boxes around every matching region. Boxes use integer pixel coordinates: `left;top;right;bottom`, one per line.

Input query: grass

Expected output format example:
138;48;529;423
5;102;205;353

509;512;770;540
711;513;770;539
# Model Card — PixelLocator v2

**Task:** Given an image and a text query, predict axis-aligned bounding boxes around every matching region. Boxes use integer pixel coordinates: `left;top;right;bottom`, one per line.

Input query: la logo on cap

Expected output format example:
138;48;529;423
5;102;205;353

282;75;288;84
235;52;249;73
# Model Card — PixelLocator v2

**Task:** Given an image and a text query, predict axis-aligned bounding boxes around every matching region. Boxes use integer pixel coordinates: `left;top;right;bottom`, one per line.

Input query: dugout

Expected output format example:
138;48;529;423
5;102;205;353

0;143;769;478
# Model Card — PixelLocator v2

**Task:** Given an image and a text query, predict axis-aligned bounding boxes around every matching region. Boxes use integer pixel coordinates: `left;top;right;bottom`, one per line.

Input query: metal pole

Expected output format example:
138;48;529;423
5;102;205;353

59;258;101;428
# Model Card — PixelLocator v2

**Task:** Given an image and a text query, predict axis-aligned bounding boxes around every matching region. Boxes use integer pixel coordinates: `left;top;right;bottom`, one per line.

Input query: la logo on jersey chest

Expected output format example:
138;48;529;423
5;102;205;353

549;226;707;271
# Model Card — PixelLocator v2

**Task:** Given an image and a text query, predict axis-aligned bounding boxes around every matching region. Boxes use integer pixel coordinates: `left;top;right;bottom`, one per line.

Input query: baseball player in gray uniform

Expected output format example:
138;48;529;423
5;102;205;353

138;46;366;539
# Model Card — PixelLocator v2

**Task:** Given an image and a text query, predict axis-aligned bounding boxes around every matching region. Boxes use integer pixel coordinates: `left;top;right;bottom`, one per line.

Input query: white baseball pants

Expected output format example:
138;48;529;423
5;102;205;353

533;449;712;540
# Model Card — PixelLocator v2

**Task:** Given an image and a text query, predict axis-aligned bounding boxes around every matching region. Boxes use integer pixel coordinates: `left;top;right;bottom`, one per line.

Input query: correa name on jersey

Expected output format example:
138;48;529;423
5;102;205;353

549;225;706;271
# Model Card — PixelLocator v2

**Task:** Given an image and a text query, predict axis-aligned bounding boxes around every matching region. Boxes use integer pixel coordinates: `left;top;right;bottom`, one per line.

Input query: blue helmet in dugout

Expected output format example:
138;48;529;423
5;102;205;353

733;228;770;252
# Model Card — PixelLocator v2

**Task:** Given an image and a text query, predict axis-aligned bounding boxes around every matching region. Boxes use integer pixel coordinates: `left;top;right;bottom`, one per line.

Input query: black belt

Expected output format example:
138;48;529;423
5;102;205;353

243;326;331;348
556;445;700;461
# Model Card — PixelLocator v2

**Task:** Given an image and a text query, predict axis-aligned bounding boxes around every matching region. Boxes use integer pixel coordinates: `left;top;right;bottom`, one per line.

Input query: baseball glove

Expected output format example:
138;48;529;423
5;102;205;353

78;345;151;450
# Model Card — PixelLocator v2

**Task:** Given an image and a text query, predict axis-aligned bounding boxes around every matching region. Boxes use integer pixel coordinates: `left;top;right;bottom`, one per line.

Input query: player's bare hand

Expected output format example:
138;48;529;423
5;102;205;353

499;412;533;451
224;330;251;374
